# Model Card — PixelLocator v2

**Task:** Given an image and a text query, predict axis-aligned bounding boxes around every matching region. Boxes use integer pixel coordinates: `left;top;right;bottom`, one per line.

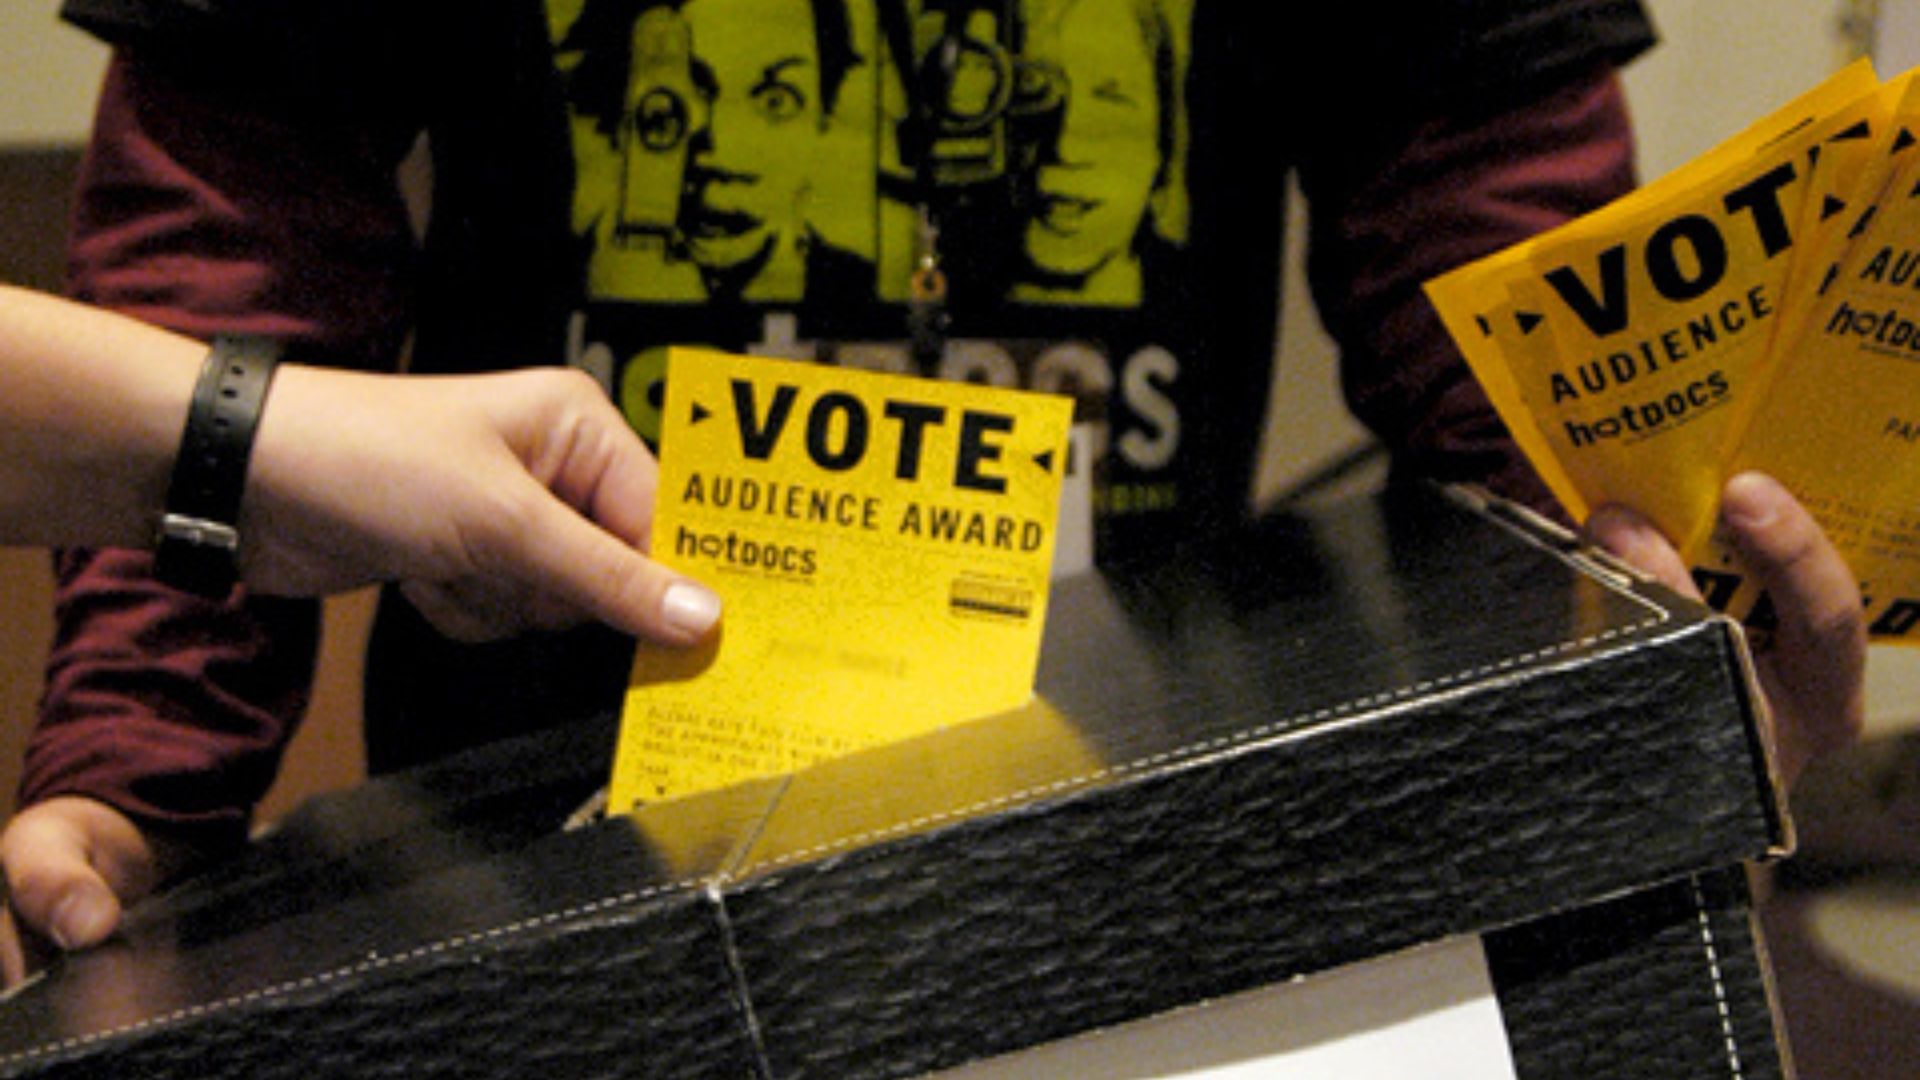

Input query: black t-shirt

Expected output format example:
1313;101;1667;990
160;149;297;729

63;0;1656;770
61;0;1653;548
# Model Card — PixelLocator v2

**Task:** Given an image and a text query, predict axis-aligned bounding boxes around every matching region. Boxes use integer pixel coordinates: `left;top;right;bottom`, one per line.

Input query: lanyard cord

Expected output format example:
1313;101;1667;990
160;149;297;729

880;0;956;367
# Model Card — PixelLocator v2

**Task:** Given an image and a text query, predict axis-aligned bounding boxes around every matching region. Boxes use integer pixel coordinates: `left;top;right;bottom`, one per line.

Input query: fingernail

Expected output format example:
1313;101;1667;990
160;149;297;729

49;886;116;951
661;580;722;640
1721;472;1780;530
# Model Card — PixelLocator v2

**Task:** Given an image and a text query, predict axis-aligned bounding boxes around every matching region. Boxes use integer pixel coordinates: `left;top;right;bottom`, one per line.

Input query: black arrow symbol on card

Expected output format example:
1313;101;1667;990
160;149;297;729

690;402;712;425
1034;449;1056;473
1516;310;1544;334
1832;119;1872;143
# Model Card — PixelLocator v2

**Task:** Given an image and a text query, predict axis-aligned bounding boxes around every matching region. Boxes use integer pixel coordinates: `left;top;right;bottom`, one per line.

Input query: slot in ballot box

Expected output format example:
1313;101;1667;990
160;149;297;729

0;484;1793;1079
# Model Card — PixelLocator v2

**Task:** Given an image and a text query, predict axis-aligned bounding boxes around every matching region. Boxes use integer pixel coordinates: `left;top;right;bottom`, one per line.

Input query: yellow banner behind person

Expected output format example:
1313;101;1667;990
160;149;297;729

610;349;1074;809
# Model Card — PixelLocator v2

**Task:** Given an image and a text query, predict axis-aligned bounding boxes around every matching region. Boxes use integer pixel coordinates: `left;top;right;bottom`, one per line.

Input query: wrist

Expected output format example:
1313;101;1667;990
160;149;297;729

153;336;284;596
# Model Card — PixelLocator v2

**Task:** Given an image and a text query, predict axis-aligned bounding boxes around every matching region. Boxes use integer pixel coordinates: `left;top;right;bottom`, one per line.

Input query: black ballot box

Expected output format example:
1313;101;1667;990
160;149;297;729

0;484;1792;1079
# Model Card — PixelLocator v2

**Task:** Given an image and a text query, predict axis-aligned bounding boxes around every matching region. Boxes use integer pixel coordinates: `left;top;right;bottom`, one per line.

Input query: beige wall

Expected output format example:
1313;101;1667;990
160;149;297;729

1624;1;1859;181
0;3;106;146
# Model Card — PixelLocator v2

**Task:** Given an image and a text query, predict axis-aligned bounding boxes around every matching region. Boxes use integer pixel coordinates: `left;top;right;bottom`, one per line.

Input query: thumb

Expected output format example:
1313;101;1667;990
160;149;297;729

3;823;122;952
509;484;722;645
0;799;159;952
1583;502;1700;600
1718;471;1867;770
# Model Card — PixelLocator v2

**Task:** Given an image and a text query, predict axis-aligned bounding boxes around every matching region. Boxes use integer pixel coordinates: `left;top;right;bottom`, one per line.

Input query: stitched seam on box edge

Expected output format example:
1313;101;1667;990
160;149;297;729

2;577;1677;1068
1689;874;1747;1080
2;881;687;1069
706;880;774;1080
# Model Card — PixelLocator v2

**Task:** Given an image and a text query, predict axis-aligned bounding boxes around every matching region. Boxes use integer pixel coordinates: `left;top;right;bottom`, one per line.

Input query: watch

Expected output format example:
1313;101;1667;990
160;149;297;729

153;335;284;596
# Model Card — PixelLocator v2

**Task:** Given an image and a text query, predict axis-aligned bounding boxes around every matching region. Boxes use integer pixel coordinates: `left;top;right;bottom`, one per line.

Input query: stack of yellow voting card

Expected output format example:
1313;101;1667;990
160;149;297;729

1425;58;1920;643
608;349;1075;810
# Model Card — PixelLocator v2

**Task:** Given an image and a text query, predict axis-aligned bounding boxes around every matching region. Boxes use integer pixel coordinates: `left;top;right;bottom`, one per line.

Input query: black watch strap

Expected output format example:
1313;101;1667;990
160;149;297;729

154;336;284;596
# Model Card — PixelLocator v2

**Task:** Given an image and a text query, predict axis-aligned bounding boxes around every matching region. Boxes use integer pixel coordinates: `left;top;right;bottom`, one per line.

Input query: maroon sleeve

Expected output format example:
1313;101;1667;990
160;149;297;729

18;52;419;854
1301;67;1640;519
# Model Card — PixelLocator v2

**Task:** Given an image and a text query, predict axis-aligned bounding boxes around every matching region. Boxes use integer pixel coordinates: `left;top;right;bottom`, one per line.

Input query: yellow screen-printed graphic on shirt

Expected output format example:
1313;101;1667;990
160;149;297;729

545;0;1196;309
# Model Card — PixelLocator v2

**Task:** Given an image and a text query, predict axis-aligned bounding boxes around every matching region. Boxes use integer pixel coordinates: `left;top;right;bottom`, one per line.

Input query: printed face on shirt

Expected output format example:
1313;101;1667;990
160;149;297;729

554;0;864;303
678;0;823;289
1017;0;1163;300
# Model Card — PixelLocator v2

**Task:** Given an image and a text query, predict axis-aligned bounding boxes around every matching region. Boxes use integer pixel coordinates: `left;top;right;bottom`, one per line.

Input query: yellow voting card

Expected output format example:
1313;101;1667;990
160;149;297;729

609;349;1075;810
1425;58;1920;643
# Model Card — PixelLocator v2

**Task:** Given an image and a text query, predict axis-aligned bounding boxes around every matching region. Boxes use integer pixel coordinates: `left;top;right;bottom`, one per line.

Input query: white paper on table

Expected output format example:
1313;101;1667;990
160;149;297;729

923;934;1518;1080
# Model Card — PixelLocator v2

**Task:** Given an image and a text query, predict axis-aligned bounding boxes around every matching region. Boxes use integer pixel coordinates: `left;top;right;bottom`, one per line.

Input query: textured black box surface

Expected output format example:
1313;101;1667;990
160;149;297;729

0;486;1786;1079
